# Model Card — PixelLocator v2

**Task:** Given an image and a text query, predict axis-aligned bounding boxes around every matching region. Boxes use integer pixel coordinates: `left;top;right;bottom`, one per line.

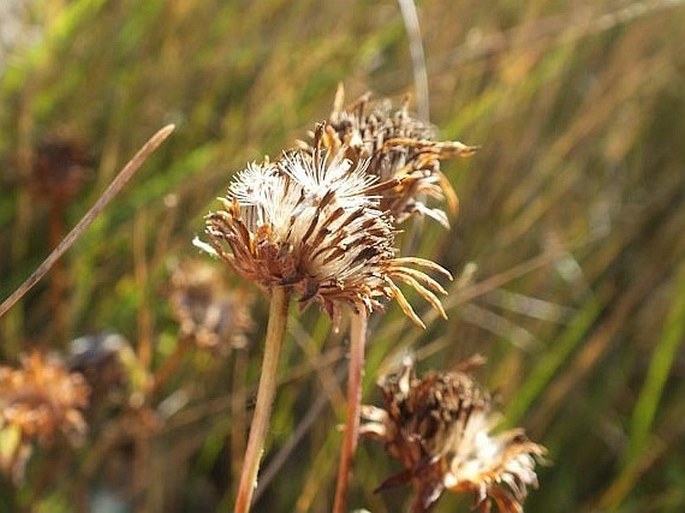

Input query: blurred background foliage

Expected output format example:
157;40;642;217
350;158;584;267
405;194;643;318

1;0;685;512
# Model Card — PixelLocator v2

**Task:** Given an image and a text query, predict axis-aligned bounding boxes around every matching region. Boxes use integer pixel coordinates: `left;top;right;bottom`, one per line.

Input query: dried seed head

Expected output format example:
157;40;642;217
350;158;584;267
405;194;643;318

298;85;477;228
168;259;254;352
0;351;90;482
361;357;546;513
196;127;451;327
0;351;89;441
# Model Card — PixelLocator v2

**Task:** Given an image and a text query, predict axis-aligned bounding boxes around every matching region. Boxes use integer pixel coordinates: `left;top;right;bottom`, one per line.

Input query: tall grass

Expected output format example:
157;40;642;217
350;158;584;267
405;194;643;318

1;1;685;512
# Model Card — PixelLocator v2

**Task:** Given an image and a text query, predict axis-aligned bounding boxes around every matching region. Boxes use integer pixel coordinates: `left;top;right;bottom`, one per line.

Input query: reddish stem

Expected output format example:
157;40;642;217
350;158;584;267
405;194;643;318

332;310;368;513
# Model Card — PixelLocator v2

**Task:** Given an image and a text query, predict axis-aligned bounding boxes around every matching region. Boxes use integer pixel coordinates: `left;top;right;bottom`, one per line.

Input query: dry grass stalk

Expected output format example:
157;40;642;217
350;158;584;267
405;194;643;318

0;124;176;320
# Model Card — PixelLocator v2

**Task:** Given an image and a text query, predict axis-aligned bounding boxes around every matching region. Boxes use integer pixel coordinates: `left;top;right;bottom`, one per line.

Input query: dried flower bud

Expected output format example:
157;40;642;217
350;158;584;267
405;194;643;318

196;126;451;328
168;259;254;352
297;85;477;228
361;357;546;513
0;351;90;482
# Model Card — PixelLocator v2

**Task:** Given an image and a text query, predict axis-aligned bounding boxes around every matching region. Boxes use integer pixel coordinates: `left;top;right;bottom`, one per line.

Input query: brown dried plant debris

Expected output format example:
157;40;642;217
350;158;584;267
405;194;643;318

195;126;452;328
296;85;478;228
168;259;255;353
29;137;92;205
361;357;546;513
0;351;90;482
68;333;131;408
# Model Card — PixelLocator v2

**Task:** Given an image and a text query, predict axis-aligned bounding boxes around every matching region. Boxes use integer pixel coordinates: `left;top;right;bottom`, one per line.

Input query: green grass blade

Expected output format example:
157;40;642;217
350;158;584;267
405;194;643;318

626;262;685;464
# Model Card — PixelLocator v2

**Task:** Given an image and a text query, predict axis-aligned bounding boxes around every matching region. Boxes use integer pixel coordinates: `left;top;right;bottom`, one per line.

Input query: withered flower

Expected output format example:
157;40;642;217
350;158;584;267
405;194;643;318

196;126;451;328
361;357;546;513
297;85;477;227
0;351;90;482
168;259;254;352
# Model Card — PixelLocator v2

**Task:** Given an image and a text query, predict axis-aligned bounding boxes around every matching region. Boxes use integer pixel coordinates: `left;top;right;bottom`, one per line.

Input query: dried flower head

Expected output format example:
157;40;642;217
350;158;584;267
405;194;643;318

297;85;477;228
0;351;90;482
195;126;451;328
168;259;254;352
361;357;546;513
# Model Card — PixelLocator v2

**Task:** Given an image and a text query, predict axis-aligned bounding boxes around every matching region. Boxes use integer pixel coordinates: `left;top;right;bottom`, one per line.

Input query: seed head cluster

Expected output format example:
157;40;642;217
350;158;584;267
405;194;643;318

197;126;450;327
196;89;546;513
361;357;546;513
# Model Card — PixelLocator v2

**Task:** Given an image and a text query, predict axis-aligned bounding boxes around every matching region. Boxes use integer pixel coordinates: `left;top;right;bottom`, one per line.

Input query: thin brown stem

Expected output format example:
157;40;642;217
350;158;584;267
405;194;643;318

48;199;67;344
234;286;290;513
0;124;175;319
133;211;152;371
149;335;192;396
332;310;368;513
231;347;249;486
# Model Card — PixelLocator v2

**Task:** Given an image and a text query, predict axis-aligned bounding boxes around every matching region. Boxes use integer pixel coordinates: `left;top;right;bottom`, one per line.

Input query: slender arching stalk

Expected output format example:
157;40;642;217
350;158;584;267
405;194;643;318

332;309;368;513
0;124;175;319
234;286;290;513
